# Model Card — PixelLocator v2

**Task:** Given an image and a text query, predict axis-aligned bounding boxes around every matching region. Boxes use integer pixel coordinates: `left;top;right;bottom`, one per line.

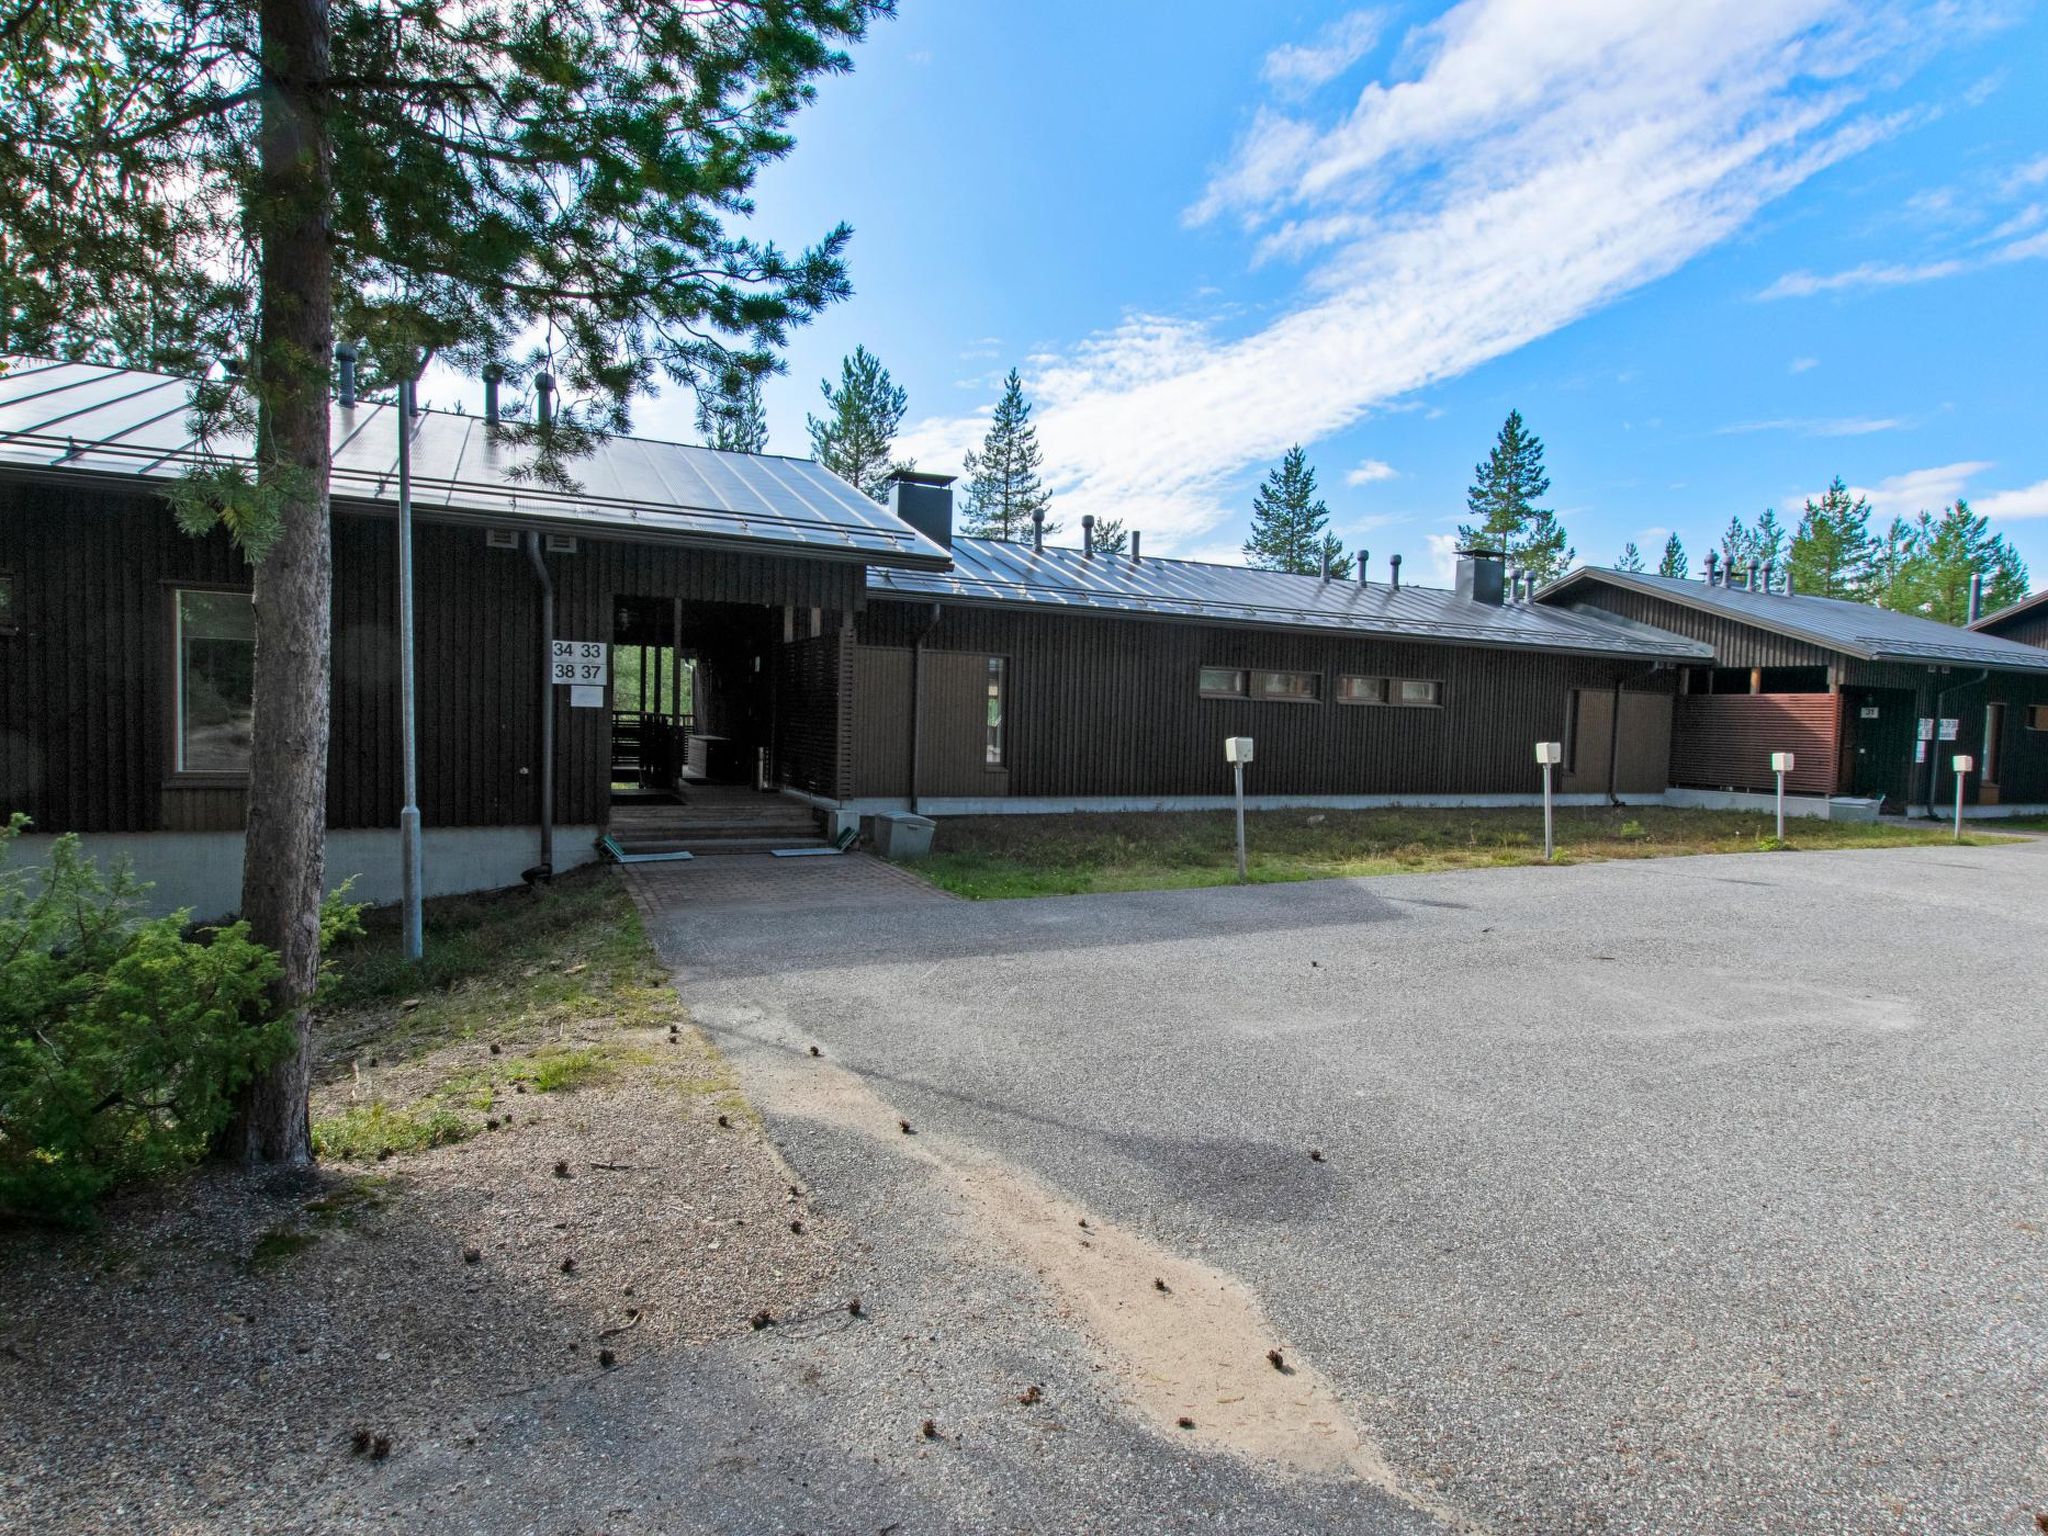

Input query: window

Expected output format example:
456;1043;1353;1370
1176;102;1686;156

1336;675;1387;705
1255;669;1321;702
1336;674;1442;707
1983;703;2005;785
2028;704;2048;732
985;656;1007;766
174;588;255;775
1199;666;1248;698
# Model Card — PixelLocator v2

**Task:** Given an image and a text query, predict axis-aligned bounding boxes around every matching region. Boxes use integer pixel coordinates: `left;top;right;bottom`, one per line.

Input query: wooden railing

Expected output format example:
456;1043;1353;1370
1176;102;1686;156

610;711;692;790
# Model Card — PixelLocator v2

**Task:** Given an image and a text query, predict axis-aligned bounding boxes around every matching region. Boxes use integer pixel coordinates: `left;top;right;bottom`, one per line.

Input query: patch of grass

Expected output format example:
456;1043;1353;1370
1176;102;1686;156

248;1225;320;1272
312;1101;473;1163
440;1042;655;1102
318;866;678;1064
1987;813;2048;832
916;806;2013;900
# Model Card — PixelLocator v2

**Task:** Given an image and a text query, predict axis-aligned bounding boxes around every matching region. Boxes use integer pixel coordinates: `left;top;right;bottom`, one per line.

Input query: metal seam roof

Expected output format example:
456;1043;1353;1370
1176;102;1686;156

1540;567;2048;674
1970;587;2048;633
0;356;949;569
871;538;1713;660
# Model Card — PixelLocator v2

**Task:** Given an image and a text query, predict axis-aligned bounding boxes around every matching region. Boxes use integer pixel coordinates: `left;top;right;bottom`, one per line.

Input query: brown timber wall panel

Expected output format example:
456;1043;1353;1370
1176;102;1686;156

1994;609;2048;649
851;646;912;797
918;651;1004;799
1569;587;1836;669
854;602;1668;798
1670;694;1839;794
772;632;842;798
1615;692;1675;794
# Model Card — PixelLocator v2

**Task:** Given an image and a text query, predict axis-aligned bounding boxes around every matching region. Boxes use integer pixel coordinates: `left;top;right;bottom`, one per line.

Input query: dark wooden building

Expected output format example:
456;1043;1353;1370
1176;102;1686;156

1971;589;2048;652
1541;568;2048;813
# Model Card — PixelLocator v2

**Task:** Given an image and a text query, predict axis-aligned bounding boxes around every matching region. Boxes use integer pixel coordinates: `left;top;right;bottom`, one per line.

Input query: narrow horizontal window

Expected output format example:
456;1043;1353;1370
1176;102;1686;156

1255;669;1321;702
175;588;256;775
1392;678;1443;707
1336;675;1387;705
1199;666;1248;698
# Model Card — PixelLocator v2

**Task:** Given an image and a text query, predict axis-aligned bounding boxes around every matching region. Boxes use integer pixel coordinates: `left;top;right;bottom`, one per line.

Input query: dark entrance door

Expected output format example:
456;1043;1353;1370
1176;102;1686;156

1840;687;1917;807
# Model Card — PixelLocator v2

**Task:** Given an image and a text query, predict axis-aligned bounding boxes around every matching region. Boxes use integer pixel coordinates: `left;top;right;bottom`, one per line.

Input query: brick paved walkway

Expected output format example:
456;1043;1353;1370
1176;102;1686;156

619;851;956;911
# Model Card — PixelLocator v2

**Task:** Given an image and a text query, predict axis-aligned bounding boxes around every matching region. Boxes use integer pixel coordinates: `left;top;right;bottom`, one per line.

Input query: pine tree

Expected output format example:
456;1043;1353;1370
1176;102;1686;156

1869;516;1923;609
1615;542;1646;572
0;0;883;1165
1458;410;1572;581
1244;446;1351;577
959;369;1055;540
808;346;909;503
696;369;769;454
1658;533;1689;579
1719;514;1759;573
1880;500;2029;623
1753;507;1788;565
1787;476;1875;600
1090;516;1129;555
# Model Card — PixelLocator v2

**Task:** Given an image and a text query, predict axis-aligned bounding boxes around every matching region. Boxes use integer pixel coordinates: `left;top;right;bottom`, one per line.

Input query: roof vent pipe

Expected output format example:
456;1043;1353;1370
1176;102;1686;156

1704;550;1720;586
483;366;502;426
1082;513;1096;558
1389;552;1402;590
1968;572;1984;623
1784;570;1796;596
1319;543;1332;582
335;342;358;408
1762;559;1775;593
535;371;556;430
1357;551;1369;586
1746;560;1758;591
1130;531;1141;563
1031;506;1044;554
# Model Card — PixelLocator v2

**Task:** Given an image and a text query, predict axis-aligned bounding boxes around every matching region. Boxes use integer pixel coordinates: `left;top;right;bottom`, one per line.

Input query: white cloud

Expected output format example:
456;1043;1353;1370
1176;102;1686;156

1345;457;1399;485
1758;258;1966;297
1788;355;1820;373
1976;476;2048;520
1261;10;1386;97
1422;532;1463;587
1838;460;1994;520
905;2;1963;552
1717;415;1907;437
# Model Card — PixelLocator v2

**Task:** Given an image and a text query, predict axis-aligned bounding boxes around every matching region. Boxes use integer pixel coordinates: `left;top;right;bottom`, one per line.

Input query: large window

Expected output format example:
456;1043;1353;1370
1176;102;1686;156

985;656;1007;766
1337;674;1443;708
175;588;256;775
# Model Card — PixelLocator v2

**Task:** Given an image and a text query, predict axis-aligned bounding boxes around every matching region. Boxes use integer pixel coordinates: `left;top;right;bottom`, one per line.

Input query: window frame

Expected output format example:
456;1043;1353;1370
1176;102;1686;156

1390;678;1444;708
1252;668;1322;704
2026;704;2048;733
1198;666;1250;699
984;654;1009;769
166;582;258;784
1335;675;1389;706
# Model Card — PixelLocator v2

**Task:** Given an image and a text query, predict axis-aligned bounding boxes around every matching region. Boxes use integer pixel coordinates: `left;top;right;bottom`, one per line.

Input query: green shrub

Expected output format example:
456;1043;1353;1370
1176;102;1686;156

0;815;289;1221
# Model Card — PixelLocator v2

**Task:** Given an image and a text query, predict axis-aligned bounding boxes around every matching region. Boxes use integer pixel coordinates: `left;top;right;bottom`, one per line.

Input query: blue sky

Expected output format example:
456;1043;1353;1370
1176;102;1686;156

643;1;2048;589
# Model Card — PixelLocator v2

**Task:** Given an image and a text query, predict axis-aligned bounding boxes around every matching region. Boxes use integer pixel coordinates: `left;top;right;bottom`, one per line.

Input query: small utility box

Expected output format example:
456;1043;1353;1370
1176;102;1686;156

1771;751;1795;773
1225;737;1255;764
1533;741;1562;766
1952;754;1974;774
867;811;936;862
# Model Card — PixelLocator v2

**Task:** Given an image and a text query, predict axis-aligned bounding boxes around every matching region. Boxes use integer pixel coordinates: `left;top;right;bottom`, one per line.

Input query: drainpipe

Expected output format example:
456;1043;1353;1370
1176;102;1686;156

1606;662;1666;807
396;377;423;959
524;533;555;880
908;601;942;812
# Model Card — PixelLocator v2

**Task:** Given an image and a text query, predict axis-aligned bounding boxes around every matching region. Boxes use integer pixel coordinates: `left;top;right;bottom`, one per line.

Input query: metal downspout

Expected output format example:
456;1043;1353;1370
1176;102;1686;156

525;532;555;879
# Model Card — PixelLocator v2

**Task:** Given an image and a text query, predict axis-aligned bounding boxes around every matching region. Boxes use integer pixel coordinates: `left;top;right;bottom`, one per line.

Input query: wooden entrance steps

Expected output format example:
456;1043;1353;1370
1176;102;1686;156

606;789;827;855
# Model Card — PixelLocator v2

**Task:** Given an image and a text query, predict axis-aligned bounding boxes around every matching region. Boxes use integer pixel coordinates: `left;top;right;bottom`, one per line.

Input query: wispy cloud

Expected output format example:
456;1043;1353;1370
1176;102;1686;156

1718;415;1907;437
1345;457;1399;485
1788;355;1820;373
901;1;1968;553
1976;475;2048;520
1261;10;1386;97
1830;460;1994;520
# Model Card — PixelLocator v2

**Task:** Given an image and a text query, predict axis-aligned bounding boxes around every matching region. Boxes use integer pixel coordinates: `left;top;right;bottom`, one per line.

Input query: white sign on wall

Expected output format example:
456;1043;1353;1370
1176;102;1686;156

1938;717;1960;741
568;684;605;709
550;639;608;685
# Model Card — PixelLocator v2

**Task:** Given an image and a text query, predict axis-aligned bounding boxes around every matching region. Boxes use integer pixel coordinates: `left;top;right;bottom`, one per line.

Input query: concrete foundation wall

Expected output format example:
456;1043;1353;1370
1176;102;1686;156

7;825;604;920
833;791;1665;818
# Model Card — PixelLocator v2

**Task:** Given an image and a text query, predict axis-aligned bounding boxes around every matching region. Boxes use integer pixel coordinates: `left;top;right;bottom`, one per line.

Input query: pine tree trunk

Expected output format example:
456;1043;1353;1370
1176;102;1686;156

219;0;335;1166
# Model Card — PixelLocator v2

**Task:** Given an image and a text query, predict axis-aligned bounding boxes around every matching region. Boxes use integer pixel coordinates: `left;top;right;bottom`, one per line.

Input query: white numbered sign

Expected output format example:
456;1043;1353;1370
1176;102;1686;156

550;639;608;685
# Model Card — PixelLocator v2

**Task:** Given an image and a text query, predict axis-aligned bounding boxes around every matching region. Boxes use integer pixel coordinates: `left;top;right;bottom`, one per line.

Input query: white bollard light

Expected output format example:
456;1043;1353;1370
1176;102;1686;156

1770;751;1795;842
1951;754;1973;842
1534;742;1563;860
1224;737;1255;881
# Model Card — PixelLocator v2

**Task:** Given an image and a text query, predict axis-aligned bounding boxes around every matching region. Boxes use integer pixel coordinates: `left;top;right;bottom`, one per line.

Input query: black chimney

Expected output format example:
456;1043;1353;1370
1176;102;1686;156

1968;572;1984;623
1455;547;1505;606
1130;531;1142;563
335;342;358;408
886;468;955;551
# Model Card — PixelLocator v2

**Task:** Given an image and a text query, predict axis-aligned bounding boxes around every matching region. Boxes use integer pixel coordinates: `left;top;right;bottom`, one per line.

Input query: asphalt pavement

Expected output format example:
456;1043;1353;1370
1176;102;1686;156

643;839;2048;1534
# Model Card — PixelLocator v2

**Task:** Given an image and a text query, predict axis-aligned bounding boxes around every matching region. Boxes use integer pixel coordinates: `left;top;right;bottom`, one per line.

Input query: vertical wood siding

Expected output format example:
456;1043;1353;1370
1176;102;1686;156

1;482;869;834
1669;694;1841;793
1567;587;1837;669
853;601;1677;799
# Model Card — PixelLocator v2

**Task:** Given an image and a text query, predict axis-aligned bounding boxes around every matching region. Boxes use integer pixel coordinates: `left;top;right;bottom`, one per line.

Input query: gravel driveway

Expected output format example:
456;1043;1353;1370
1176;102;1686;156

644;838;2048;1535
